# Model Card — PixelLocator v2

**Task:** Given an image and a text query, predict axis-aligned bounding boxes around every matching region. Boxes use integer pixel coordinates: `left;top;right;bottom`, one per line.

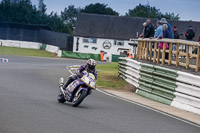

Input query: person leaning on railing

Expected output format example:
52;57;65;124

158;24;170;59
154;20;163;38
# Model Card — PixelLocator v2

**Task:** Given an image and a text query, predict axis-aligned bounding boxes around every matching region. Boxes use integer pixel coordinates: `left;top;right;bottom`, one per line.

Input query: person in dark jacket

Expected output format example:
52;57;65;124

173;26;179;39
144;19;155;38
184;26;195;53
185;26;195;41
172;26;179;57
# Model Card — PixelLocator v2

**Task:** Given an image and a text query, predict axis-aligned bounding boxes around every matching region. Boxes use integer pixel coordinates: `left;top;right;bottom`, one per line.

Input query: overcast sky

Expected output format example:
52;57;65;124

31;0;200;22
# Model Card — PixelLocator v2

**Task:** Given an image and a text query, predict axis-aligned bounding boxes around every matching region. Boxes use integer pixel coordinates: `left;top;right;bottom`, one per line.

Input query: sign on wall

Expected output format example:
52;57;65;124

102;40;112;49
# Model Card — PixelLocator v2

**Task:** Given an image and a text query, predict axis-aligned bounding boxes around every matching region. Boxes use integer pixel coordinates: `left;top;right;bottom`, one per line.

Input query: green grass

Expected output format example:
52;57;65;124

96;63;127;89
0;46;54;57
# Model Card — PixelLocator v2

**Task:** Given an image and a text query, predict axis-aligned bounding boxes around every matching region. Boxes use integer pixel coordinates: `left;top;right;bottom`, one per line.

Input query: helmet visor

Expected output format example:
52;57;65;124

88;64;95;70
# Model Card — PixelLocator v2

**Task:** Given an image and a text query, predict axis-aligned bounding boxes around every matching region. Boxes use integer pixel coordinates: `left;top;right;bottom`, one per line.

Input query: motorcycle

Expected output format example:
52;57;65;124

57;71;96;107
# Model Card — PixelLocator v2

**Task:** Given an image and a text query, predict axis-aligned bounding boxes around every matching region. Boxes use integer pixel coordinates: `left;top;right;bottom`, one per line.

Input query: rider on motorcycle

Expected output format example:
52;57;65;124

63;59;97;90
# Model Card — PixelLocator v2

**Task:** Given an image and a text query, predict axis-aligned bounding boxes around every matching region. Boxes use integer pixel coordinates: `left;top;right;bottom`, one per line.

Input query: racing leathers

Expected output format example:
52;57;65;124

63;65;97;90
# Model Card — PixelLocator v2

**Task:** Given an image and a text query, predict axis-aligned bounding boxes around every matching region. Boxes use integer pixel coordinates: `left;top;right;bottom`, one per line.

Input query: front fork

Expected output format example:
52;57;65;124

59;78;66;97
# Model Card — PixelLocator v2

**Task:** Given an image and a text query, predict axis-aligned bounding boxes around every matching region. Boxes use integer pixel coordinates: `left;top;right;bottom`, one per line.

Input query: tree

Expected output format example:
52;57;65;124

61;5;79;27
81;3;119;16
125;4;180;21
162;12;180;21
38;0;46;15
60;5;80;35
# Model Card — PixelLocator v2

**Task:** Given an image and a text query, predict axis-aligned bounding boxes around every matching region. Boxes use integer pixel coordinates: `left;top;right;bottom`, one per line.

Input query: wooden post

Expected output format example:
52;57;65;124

136;41;140;58
157;47;160;64
142;41;145;59
149;42;152;61
168;43;172;65
139;41;143;59
162;42;166;65
186;45;189;69
153;42;157;63
145;41;149;60
176;43;179;66
196;47;200;72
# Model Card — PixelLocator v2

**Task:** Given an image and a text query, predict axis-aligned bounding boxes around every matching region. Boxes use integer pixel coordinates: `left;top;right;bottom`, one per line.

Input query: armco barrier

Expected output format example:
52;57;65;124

118;57;200;114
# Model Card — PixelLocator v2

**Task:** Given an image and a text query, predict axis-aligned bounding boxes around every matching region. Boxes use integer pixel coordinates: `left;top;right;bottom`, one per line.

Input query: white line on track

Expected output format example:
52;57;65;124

67;65;200;128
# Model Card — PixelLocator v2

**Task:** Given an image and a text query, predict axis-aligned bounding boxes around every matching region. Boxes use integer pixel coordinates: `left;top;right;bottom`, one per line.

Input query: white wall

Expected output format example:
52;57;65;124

0;39;42;49
73;36;134;56
0;39;61;56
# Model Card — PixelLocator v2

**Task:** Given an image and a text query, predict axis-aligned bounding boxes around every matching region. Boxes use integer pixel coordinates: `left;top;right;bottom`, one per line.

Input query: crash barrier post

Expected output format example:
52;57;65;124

136;38;200;72
118;57;200;115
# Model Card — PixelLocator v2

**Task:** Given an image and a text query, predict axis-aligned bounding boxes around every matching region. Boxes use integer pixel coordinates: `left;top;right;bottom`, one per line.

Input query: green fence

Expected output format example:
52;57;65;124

40;44;47;50
62;51;101;61
112;54;126;62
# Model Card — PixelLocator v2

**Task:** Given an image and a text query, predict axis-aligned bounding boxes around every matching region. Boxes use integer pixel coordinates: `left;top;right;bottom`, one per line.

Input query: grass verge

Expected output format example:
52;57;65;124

0;46;55;57
71;63;132;91
96;63;129;90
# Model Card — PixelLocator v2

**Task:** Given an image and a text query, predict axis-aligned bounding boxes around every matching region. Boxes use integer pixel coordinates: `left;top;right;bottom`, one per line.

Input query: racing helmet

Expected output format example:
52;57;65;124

87;59;96;71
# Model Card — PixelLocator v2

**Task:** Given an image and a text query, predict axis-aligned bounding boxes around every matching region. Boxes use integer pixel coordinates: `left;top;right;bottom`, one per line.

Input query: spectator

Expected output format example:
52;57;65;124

159;18;174;39
100;51;104;61
185;26;195;53
154;20;163;38
198;36;200;45
139;22;146;38
173;26;179;39
185;26;195;40
172;26;179;57
158;24;170;59
144;19;155;38
192;36;200;54
126;50;134;59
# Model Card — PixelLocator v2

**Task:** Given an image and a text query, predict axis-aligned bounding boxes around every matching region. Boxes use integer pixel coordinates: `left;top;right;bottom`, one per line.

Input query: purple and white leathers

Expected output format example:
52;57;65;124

57;70;96;107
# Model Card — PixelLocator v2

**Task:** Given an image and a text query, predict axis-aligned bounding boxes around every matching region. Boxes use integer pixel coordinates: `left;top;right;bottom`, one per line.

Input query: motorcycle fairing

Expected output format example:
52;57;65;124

66;79;85;100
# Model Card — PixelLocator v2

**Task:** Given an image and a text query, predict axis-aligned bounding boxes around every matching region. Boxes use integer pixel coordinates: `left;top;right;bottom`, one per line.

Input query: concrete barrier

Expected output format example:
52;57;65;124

1;40;41;49
45;45;59;54
0;39;61;56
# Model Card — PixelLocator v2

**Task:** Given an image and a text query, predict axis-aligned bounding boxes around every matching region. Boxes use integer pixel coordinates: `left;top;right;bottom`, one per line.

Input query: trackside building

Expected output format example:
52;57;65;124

73;13;200;61
73;13;142;61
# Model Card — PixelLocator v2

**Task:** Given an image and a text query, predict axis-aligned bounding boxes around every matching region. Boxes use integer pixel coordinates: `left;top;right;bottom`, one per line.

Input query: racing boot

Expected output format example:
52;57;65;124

63;78;73;91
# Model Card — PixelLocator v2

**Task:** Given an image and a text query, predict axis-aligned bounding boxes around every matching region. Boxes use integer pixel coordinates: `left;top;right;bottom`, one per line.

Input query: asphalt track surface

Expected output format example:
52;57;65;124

0;55;199;133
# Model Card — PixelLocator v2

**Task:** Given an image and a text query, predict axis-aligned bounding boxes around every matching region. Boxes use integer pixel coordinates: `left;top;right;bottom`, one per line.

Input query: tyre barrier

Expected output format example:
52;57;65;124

119;57;200;115
0;58;9;62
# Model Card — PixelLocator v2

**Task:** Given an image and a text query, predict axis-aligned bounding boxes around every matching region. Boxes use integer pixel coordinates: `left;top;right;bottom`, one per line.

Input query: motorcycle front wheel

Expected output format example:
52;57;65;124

57;92;66;103
72;90;87;107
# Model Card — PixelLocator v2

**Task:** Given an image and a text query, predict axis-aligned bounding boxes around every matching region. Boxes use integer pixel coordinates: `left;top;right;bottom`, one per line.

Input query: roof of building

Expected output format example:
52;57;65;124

74;13;200;40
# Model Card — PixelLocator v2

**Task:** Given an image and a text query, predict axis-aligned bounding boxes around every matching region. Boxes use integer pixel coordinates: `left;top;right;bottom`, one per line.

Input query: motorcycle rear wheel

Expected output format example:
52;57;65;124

72;90;87;107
